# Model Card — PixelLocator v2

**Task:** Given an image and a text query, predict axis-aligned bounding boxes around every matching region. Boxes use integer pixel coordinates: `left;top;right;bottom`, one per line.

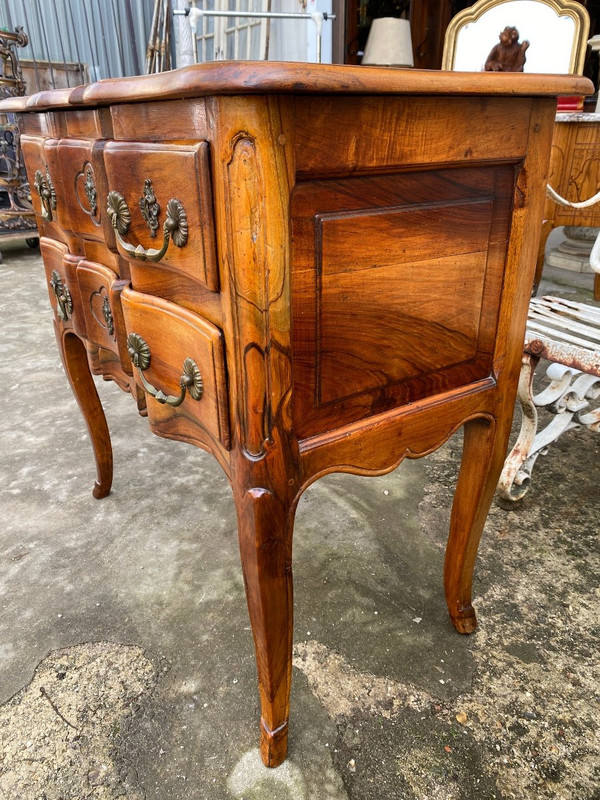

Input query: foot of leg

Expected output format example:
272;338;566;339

236;486;294;767
444;415;511;633
260;718;289;768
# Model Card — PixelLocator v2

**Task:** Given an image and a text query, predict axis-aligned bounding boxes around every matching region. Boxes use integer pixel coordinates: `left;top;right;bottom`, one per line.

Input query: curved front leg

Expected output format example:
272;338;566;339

444;414;511;634
235;484;295;768
55;325;113;499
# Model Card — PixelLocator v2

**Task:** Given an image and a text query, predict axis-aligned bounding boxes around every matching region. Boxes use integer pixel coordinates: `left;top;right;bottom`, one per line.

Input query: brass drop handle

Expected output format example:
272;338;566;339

126;333;203;407
106;190;188;262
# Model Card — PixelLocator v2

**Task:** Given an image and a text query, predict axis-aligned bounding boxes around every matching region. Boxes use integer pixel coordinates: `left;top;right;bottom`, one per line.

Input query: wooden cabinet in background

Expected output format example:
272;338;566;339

1;63;591;769
537;114;600;299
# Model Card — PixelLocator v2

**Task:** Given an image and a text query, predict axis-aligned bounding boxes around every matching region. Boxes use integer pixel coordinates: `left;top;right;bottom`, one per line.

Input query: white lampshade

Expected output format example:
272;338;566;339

362;17;414;67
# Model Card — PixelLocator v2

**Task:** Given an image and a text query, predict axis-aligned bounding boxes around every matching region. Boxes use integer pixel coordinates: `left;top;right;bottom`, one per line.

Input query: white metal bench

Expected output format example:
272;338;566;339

498;230;600;502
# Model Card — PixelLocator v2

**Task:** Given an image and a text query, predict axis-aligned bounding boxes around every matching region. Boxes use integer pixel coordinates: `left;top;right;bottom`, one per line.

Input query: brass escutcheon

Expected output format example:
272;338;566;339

101;295;114;337
34;166;57;221
49;270;73;321
83;164;98;217
138;178;160;238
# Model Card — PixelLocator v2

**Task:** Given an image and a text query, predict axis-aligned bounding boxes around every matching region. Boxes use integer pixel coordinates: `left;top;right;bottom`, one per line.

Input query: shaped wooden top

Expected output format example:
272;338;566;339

0;61;593;113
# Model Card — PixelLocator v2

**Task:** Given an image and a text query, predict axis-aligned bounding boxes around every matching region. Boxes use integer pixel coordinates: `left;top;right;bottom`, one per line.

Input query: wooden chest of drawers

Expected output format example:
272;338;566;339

2;62;591;767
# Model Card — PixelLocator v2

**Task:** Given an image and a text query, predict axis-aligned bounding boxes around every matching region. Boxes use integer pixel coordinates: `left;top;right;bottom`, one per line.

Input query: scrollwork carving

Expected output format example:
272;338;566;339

0;27;28;96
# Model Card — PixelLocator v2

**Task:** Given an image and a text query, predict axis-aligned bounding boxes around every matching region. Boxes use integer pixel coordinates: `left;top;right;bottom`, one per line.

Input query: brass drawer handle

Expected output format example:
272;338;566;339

126;332;203;407
49;270;73;321
106;190;188;262
34;166;57;221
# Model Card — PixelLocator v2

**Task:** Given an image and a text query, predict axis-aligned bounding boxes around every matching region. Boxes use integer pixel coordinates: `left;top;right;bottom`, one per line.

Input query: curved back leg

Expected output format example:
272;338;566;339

55;325;113;499
444;414;511;633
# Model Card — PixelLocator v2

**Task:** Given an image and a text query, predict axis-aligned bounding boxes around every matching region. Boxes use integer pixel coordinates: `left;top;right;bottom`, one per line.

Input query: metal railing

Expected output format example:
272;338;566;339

174;5;335;63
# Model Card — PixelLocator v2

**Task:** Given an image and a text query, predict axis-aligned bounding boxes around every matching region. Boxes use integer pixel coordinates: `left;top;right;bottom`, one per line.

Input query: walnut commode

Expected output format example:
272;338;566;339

2;62;591;767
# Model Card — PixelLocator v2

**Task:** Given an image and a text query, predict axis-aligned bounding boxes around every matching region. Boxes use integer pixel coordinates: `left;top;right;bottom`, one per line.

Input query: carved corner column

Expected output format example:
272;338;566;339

208;95;300;767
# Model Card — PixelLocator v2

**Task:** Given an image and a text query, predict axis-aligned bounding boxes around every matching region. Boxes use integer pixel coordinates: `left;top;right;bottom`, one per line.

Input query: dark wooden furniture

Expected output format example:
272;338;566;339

336;0;457;67
2;63;590;768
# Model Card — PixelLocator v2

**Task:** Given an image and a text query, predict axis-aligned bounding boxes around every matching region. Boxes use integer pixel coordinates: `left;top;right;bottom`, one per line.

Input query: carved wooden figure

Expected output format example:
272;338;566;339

485;26;529;72
1;63;591;768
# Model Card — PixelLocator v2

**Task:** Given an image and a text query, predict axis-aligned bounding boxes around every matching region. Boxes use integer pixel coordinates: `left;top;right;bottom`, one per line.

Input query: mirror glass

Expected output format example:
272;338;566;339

453;1;576;72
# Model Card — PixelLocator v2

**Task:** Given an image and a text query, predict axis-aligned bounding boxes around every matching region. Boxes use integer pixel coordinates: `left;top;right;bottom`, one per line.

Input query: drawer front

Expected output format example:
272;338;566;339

21;136;64;238
103;141;218;292
64;108;112;140
120;289;230;448
56;139;115;245
76;260;128;362
40;237;85;335
291;165;515;438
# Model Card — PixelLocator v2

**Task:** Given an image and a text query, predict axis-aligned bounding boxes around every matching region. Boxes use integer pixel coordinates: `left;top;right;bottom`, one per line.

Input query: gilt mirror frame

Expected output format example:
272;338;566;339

442;0;590;74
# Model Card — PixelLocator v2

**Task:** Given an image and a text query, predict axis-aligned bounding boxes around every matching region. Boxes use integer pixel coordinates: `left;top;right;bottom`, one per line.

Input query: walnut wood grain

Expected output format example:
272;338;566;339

102;140;218;291
294;96;532;178
110;98;208;142
4;63;591;769
1;63;592;112
291;164;515;437
120;288;231;450
56;140;115;246
63;108;113;140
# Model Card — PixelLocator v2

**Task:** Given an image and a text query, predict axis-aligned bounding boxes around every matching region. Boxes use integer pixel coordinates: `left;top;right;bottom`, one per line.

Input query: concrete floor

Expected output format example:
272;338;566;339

0;241;598;799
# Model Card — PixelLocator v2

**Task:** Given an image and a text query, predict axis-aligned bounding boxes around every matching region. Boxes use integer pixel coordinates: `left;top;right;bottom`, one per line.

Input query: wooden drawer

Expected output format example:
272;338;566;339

120;289;230;448
76;260;130;365
20;136;64;240
56;139;114;245
103;141;218;292
64;108;113;140
40;238;84;336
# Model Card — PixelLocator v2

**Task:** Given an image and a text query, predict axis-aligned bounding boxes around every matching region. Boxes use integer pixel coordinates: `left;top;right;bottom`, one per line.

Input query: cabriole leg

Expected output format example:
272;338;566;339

444;414;511;634
235;484;295;767
55;326;113;499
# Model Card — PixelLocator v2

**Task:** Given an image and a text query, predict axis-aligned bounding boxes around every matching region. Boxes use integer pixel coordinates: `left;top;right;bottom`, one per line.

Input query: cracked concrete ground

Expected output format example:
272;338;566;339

0;240;598;799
